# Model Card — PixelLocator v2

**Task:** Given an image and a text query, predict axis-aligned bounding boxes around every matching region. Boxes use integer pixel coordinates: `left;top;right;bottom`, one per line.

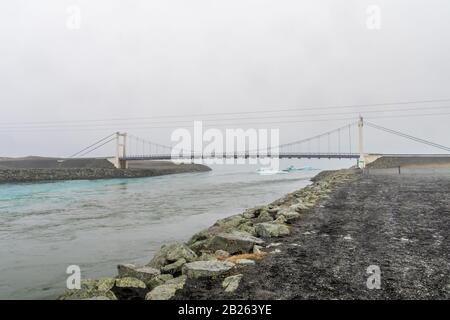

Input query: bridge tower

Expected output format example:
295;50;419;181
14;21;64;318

357;116;365;168
114;132;128;169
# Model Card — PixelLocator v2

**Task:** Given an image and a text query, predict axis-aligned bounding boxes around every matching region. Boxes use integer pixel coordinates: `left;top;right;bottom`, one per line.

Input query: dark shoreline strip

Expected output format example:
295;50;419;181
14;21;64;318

0;165;211;184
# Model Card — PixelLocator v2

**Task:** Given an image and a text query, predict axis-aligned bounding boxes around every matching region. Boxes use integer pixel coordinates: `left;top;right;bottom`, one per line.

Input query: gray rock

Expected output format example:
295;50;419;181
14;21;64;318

148;242;197;268
276;210;301;222
161;258;186;274
80;278;116;292
222;274;243;292
235;259;255;265
117;264;160;283
214;250;230;259
182;260;235;279
145;275;188;300
207;231;264;254
255;222;290;237
188;239;209;254
254;210;274;223
187;215;253;253
114;277;146;289
214;214;247;229
166;244;197;262
146;274;174;290
237;222;257;236
145;284;178;300
242;206;266;219
165;275;187;289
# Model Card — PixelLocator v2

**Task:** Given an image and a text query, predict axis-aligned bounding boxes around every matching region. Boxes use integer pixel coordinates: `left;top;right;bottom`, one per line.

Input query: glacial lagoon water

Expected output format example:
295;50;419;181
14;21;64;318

0;159;353;299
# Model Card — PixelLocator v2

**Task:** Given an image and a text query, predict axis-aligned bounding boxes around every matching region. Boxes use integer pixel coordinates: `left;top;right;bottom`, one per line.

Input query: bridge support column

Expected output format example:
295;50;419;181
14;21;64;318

357;116;365;168
115;132;128;169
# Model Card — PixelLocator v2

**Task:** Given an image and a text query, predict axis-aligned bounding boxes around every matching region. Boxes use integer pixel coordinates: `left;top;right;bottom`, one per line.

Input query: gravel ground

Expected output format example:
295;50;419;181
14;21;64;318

175;173;450;299
0;159;210;183
366;156;450;169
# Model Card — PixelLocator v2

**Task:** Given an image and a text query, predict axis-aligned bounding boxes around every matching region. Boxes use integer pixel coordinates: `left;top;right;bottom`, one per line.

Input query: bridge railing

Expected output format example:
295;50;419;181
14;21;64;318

122;152;360;160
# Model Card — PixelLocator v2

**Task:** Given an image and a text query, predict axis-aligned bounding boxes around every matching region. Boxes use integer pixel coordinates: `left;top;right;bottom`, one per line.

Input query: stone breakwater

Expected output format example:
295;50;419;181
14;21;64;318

0;165;211;183
59;169;358;300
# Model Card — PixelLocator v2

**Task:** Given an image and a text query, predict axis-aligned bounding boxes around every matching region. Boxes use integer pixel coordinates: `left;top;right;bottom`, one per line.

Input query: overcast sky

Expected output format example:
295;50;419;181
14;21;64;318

1;0;449;157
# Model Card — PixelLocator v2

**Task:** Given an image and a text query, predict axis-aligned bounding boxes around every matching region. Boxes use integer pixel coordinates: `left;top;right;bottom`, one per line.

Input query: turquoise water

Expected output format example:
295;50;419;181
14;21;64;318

0;159;352;299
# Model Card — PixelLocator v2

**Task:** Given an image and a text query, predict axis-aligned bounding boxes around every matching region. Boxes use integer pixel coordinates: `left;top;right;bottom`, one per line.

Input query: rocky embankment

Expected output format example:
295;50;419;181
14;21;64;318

0;160;211;183
59;169;358;300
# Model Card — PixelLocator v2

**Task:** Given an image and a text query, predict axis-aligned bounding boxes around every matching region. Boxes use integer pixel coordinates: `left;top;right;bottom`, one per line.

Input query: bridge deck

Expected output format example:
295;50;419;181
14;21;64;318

121;153;360;160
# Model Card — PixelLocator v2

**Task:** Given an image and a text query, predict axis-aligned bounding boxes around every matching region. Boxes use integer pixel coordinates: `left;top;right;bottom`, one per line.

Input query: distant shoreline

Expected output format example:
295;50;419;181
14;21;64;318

0;158;211;183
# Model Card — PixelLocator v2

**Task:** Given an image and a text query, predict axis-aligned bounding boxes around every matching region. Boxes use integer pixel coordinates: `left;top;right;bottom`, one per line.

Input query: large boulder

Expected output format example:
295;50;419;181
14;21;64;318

145;284;178;300
188;239;209;254
148;242;197;269
276;210;301;222
255;222;290;238
146;274;174;290
166;244;197;262
145;275;187;300
214;214;247;229
161;258;186;275
112;277;148;300
254;210;274;223
237;222;257;236
187;215;250;253
242;206;266;219
165;275;187;289
117;264;160;283
207;231;264;254
182;260;235;279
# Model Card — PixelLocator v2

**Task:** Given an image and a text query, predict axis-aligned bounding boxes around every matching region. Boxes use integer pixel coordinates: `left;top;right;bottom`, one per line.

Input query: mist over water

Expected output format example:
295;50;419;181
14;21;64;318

0;159;353;299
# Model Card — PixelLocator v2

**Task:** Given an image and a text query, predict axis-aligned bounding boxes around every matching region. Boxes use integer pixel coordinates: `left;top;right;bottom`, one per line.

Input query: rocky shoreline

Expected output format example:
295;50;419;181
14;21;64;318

59;169;358;300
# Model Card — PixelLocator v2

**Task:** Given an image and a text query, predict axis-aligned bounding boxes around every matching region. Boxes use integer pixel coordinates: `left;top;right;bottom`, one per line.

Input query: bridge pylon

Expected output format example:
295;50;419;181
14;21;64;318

358;116;365;168
114;132;128;169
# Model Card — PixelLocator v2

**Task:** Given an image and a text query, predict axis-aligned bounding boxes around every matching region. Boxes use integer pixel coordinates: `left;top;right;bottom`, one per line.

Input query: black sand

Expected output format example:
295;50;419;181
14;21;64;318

175;172;450;299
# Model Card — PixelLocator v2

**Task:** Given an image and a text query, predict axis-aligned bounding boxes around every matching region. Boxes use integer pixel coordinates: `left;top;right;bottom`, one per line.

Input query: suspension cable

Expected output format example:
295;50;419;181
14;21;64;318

366;121;450;152
68;133;116;158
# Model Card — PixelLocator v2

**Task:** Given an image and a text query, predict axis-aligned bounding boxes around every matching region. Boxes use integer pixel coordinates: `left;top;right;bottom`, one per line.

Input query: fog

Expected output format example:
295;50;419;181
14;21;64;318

1;0;449;157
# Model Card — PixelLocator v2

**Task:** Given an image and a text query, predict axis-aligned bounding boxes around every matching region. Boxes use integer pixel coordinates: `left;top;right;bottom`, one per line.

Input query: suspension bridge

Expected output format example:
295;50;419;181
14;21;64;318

68;117;450;169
